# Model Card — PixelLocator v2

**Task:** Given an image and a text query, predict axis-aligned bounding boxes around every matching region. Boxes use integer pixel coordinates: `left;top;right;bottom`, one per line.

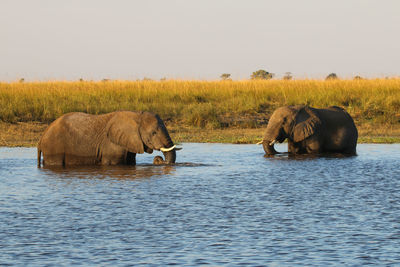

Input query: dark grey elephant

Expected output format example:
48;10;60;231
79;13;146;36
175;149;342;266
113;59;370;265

37;111;180;167
258;105;358;155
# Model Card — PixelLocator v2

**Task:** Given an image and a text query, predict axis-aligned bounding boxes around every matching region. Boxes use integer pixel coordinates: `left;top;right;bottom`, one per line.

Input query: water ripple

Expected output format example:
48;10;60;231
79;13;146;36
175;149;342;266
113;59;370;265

1;144;400;266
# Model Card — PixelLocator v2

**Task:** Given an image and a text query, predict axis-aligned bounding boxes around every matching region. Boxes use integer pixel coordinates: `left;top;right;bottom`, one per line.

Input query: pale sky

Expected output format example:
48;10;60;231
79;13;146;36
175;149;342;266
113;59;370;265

1;0;399;81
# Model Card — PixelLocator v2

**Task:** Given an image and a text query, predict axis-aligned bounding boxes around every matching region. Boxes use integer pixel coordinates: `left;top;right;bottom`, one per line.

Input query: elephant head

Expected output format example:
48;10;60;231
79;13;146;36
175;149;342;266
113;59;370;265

139;112;178;164
260;105;322;154
107;111;179;164
153;156;164;165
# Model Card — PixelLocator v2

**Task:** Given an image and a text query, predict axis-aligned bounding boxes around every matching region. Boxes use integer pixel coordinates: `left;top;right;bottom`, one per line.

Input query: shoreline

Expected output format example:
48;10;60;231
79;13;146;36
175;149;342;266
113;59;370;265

1;122;400;147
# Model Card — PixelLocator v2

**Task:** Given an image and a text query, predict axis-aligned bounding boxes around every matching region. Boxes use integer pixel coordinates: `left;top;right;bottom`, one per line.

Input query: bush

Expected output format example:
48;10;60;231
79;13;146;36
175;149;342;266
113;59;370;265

220;73;231;81
283;72;293;80
251;70;274;80
326;73;339;80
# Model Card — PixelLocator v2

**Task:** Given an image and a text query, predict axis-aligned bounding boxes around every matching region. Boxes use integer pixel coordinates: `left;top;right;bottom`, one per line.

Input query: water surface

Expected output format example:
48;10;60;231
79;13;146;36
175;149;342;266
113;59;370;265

1;144;400;266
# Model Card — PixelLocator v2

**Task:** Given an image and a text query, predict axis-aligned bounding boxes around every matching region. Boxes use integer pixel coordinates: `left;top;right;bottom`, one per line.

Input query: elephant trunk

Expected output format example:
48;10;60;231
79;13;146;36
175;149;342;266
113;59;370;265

262;125;285;155
163;150;176;164
161;134;176;164
263;140;278;155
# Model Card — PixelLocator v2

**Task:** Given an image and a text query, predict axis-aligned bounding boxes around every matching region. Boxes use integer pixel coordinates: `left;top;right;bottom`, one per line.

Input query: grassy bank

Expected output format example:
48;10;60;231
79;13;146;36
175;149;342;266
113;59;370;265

1;79;400;146
1;122;400;147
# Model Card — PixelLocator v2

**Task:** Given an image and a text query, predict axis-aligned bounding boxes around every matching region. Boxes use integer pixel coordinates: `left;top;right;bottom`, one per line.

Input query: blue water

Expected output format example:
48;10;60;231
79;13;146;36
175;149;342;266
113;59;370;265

1;144;400;266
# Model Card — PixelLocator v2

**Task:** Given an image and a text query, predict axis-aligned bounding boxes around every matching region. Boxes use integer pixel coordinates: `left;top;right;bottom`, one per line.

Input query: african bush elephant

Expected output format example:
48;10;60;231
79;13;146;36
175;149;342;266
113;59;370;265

37;111;180;167
153;156;165;165
258;105;358;155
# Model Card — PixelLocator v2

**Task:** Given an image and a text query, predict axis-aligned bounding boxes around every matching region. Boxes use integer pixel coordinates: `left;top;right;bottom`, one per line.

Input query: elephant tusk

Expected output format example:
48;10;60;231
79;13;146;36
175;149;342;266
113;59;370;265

269;140;277;146
160;145;177;152
256;140;264;145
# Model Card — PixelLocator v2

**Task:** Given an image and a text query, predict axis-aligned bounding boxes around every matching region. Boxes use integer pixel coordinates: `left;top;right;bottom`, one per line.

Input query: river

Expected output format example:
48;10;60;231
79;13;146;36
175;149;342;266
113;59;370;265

1;144;399;266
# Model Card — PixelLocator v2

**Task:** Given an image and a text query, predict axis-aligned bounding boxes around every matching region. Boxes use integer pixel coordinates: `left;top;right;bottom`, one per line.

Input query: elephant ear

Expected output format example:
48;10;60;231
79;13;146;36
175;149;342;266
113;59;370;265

292;107;322;143
106;113;144;154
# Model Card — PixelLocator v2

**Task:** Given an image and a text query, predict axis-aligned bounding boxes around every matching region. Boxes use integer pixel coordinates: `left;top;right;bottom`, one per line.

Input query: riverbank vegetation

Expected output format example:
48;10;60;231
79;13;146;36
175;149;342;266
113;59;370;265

1;79;400;145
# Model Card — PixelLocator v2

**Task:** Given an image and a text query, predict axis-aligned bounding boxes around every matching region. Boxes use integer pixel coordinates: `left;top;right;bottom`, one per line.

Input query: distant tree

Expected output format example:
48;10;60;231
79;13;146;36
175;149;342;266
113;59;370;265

160;77;167;81
251;69;274;80
79;78;84;82
325;73;338;80
19;78;25;83
102;79;110;82
143;77;153;81
283;72;293;80
353;75;364;80
220;73;231;81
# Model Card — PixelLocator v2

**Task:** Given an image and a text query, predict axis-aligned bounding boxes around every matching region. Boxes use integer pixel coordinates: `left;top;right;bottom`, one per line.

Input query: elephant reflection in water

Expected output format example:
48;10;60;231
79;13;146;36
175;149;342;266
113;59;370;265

40;164;176;180
258;105;358;155
38;111;181;167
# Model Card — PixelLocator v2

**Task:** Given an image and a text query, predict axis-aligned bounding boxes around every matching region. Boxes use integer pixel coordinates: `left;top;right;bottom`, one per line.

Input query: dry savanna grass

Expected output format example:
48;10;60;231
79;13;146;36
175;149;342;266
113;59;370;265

0;79;400;145
0;121;47;147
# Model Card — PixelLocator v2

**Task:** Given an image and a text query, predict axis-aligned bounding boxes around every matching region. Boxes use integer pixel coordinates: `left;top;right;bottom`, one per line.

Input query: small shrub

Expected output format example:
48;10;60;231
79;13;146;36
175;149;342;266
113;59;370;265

326;73;338;80
283;72;293;80
220;73;231;81
251;70;274;80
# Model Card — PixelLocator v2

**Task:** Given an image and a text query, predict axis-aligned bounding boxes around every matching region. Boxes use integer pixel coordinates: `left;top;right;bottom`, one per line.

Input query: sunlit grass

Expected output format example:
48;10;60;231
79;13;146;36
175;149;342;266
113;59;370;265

1;79;400;130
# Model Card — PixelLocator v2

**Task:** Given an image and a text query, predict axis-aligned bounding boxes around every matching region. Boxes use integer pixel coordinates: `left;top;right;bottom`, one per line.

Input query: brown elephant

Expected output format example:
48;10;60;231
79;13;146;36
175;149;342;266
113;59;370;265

152;156;165;165
37;111;180;167
258;105;358;155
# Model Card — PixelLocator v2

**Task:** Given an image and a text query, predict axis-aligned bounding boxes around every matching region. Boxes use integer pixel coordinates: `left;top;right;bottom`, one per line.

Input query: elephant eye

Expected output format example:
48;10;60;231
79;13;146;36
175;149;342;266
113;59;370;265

152;131;157;136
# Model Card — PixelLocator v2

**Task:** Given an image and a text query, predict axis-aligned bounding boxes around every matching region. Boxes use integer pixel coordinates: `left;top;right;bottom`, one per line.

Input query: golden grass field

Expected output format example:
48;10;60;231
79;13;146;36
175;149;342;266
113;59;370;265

1;79;400;146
